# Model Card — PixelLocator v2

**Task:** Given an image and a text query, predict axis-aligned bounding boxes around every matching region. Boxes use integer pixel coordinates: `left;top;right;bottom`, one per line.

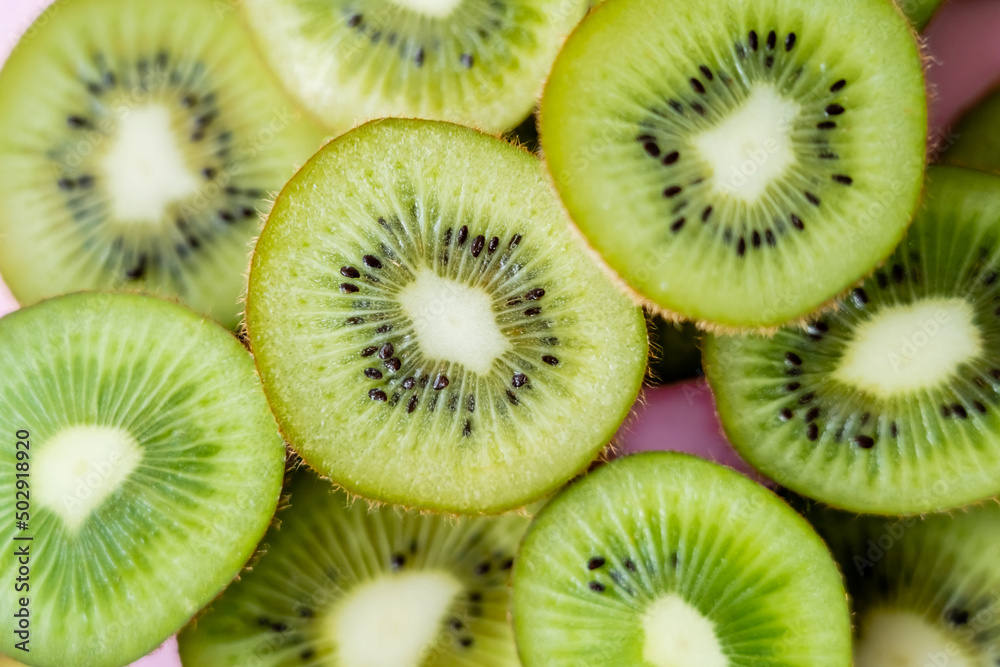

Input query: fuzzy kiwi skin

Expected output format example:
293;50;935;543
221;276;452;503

942;85;1000;176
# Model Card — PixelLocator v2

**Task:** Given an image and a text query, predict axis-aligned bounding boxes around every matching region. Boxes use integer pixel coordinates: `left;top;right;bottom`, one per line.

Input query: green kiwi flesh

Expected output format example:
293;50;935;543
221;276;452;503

512;452;852;667
0;0;324;330
238;0;587;133
706;166;1000;515
0;292;285;667
246;118;647;514
540;0;927;329
898;0;947;30
943;85;1000;176
179;465;528;666
800;498;1000;666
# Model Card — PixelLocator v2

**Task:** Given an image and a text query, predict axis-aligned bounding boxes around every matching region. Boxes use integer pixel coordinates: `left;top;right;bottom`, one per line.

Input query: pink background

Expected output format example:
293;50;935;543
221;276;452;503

2;0;1000;664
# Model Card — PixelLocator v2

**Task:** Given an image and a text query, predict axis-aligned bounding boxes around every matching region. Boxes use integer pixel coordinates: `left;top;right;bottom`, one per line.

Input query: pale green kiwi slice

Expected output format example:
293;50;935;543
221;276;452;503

246;118;647;514
178;465;529;666
943;85;1000;175
239;0;588;133
540;0;927;330
801;498;1000;666
0;292;285;667
706;166;1000;514
513;452;852;667
0;0;324;329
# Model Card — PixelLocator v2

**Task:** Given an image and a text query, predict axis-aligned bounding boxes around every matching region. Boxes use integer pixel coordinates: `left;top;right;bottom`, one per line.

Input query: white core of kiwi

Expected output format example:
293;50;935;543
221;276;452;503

641;594;727;667
691;84;800;204
833;297;982;398
99;105;201;224
324;570;463;667
33;424;143;532
388;0;464;18
399;268;509;374
854;609;974;667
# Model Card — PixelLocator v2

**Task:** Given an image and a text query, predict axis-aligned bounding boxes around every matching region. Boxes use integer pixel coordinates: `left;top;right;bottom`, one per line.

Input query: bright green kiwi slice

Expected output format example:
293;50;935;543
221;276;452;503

0;292;285;667
512;452;852;667
238;0;587;133
540;0;927;330
179;464;528;666
899;0;947;30
706;166;1000;515
247;118;647;514
0;0;324;329
800;498;1000;666
943;85;1000;175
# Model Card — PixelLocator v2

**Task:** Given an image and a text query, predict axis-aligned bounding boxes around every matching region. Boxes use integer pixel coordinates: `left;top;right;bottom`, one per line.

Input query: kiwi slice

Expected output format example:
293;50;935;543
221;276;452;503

646;314;703;385
540;0;927;330
179;465;528;666
238;0;587;133
513;452;852;666
246;118;647;514
800;498;1000;666
0;292;285;667
943;85;1000;175
0;0;324;330
706;165;1000;515
899;0;947;30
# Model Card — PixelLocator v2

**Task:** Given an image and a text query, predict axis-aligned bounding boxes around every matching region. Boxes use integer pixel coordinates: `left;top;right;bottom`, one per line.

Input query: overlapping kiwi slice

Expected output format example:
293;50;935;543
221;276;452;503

706;166;1000;515
179;464;528;666
513;452;852;666
0;292;285;667
800;498;1000;666
943;85;1000;175
898;0;947;30
540;0;927;330
238;0;587;133
0;0;324;329
246;118;647;514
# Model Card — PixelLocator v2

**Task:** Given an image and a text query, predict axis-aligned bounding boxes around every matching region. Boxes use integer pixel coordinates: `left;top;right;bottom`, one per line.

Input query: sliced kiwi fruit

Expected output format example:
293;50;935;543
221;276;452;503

179;464;528;666
0;0;324;330
943;85;1000;175
513;451;852;666
898;0;947;30
238;0;587;133
646;314;703;385
540;0;927;330
799;497;1000;666
0;292;285;667
246;118;647;514
706;165;1000;515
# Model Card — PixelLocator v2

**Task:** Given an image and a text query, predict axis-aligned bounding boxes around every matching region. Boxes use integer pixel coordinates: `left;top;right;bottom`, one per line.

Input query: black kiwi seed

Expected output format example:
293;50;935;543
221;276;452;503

853;435;875;449
623;558;637;572
644;141;661;157
690;78;705;94
818;121;836;130
460;53;474;68
588;557;606;570
766;30;776;49
512;373;528;388
403;377;416;389
471;235;485;257
340;283;359;293
699;65;713;80
542;355;559;366
488;236;499;254
301;649;315;660
450;618;464;631
790;214;805;231
506;390;519;406
457;225;469;244
952;404;968;419
391;553;406;570
475;562;491;575
663;151;680;165
407;396;418;413
270;622;288;633
341;266;360;278
671;218;686;232
362;346;378;357
299;608;314;618
362;254;382;269
701;206;713;222
948;609;970;626
433;375;449;390
663;185;682;198
378;343;394;359
509;233;522;248
385;358;401;372
459;638;473;648
779;408;793;421
365;368;383;380
799;393;815;405
525;288;545;300
833;174;854;185
414;48;425;67
805;192;820;206
805;408;820;422
831;79;847;92
826;104;845;116
806;423;819;441
588;581;605;593
748;30;758;50
369;389;387;401
785;33;797;51
347;13;362;27
525;306;542;316
785;352;803;366
851;288;868;307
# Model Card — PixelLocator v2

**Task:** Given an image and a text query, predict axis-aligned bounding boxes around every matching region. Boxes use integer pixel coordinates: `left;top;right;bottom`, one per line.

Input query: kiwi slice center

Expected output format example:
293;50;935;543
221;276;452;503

388;0;464;18
324;570;463;665
100;105;202;224
399;267;509;374
33;424;142;531
834;298;982;398
641;594;726;667
691;84;800;204
854;609;975;667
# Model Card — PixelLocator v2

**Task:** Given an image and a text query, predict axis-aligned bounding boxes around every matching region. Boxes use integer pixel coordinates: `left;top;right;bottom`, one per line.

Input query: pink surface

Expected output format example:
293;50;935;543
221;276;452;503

1;0;1000;665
